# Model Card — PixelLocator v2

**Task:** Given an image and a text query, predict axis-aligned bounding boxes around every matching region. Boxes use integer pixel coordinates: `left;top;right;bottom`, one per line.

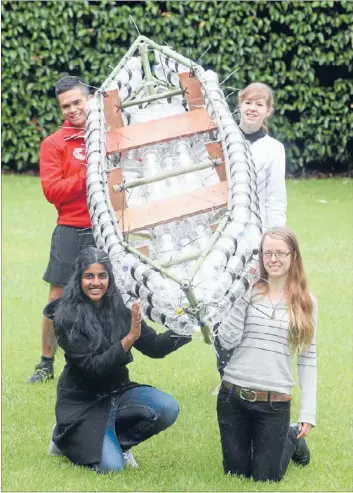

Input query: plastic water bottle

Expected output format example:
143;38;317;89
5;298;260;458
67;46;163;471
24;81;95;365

153;64;181;87
154;51;189;74
141;148;166;200
192;214;213;250
191;134;209;163
106;57;143;102
174;141;202;192
160;144;181;195
176;218;199;256
120;150;143;207
152;223;179;264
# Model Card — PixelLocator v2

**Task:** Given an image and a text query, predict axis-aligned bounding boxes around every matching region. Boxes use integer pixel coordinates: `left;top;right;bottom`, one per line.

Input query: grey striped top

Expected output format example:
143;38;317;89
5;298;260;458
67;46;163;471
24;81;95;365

223;291;318;425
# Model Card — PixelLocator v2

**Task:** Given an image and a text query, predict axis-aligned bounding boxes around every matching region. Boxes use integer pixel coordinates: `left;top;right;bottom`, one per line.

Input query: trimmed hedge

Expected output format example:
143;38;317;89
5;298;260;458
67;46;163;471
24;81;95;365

1;0;352;173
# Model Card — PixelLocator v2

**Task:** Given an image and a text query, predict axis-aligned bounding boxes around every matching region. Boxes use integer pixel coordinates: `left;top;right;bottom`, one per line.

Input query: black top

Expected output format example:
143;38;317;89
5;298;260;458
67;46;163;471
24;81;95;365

44;298;191;465
240;127;267;143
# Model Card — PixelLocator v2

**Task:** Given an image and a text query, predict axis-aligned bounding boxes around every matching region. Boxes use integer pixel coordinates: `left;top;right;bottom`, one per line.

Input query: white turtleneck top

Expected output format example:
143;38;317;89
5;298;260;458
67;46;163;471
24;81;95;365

242;130;287;229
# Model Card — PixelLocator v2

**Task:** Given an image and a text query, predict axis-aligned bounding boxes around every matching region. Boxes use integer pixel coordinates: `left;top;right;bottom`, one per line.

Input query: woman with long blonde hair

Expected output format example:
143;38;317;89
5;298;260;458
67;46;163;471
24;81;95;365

238;82;287;228
216;227;317;482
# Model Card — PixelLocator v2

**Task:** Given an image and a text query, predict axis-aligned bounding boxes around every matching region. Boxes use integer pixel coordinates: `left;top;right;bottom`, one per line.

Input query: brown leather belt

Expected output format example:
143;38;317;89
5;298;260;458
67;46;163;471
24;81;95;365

223;380;292;403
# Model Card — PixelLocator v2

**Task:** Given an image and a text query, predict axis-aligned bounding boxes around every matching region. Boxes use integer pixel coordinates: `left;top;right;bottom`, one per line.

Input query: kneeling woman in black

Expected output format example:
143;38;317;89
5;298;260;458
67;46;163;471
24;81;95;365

46;246;191;472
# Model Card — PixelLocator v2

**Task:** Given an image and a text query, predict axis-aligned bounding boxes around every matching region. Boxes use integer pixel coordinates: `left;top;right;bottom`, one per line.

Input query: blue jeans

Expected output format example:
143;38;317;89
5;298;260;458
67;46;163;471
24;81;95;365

95;385;179;472
217;382;297;481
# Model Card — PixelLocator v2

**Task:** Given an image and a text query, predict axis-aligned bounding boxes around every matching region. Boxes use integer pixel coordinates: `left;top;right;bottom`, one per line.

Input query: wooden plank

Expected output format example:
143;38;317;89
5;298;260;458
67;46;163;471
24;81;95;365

178;72;205;111
115;181;228;233
107;167;127;210
206;142;226;182
136;244;150;256
103;89;124;130
210;222;219;232
106;108;216;155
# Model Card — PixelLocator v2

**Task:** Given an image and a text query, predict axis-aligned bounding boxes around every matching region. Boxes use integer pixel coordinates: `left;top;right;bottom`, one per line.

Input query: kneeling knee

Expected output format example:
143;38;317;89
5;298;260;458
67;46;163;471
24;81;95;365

157;397;179;429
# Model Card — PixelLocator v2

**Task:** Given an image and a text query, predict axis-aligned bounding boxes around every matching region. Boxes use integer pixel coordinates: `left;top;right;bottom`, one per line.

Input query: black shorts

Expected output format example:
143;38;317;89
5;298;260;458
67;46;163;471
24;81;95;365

43;225;96;287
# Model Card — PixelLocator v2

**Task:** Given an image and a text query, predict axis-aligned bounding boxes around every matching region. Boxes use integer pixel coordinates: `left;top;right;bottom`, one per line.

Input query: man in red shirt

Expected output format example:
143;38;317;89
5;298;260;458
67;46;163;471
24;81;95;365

29;76;96;383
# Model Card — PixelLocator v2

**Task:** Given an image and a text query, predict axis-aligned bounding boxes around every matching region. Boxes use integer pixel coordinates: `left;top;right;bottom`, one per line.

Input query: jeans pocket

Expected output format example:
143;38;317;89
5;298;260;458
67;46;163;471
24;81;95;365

217;387;232;405
269;400;291;412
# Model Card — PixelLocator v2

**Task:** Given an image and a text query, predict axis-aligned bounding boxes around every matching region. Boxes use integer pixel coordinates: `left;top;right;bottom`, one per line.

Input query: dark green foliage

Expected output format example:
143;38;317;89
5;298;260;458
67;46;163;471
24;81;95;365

1;0;352;173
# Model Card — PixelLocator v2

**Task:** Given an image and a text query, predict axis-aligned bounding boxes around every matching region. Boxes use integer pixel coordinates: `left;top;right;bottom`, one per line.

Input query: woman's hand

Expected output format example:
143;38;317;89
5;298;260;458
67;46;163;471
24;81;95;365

130;300;142;340
121;300;142;352
297;422;312;439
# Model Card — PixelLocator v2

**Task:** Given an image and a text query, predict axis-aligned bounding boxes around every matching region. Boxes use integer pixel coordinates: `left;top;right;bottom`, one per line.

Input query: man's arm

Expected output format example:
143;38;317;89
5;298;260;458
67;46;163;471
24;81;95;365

39;138;86;209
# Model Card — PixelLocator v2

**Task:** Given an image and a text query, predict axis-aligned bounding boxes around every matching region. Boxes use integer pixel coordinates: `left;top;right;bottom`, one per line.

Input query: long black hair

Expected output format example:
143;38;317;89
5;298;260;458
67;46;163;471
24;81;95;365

53;247;131;352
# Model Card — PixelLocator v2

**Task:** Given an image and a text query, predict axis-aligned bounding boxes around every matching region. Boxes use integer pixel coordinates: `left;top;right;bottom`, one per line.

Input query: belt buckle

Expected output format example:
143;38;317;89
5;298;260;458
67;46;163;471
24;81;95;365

239;388;257;402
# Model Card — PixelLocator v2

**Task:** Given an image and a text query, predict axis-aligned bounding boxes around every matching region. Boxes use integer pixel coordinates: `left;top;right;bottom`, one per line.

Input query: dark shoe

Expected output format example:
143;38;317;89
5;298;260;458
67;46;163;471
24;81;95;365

28;361;54;383
290;424;310;466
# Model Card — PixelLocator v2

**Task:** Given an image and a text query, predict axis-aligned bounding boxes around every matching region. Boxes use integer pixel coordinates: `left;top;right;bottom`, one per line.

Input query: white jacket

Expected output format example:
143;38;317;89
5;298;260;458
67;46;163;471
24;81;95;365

249;134;287;229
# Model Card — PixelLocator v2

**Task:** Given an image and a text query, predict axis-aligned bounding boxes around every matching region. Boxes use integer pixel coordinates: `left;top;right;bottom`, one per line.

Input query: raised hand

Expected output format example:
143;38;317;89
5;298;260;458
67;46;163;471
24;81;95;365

130;300;142;341
121;299;142;352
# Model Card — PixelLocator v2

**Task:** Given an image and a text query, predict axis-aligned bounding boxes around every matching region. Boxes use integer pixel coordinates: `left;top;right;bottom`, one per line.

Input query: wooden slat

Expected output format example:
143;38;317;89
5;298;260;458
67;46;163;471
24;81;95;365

107;167;127;210
103;89;124;130
115;181;228;233
206;142;226;182
178;72;205;110
106;108;216;155
210;222;220;232
136;244;150;256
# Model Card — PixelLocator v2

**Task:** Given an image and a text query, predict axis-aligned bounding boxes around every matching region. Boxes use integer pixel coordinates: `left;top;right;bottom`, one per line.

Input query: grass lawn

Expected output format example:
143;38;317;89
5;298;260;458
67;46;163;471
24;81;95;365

2;175;353;492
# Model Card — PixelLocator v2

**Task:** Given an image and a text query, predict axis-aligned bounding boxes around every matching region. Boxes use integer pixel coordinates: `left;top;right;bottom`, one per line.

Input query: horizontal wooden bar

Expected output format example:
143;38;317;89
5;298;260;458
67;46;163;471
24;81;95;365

106;108;216;155
115;181;228;233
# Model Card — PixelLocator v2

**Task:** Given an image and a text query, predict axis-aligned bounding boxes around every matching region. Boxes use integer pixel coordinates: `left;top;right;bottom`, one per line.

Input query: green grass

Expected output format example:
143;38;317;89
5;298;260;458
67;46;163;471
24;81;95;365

2;175;353;492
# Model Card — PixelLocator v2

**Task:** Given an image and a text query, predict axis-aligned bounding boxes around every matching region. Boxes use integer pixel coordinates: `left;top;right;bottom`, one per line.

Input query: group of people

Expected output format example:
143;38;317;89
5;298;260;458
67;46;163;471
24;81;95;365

28;75;317;481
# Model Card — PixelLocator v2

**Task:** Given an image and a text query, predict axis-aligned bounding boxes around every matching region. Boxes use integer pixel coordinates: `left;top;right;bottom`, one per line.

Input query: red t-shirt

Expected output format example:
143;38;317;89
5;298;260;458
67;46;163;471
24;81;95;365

39;120;91;228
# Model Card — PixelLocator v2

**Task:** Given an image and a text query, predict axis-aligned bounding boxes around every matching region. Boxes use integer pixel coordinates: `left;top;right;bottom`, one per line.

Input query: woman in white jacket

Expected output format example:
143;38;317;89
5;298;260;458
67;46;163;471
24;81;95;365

238;82;287;229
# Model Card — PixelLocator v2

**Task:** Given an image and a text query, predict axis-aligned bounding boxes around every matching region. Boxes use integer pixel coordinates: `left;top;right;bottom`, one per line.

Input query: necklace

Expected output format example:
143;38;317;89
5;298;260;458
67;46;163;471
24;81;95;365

268;292;286;319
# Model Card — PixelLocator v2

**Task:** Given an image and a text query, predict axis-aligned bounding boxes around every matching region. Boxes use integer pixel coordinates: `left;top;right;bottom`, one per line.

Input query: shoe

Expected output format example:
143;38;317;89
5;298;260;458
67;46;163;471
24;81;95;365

290;423;310;466
48;440;62;457
123;449;139;468
48;426;62;457
28;361;54;383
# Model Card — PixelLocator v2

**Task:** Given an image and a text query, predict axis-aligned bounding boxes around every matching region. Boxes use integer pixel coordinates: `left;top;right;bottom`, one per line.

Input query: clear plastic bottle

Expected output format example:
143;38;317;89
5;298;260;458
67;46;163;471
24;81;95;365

152;222;179;264
106;57;143;102
154;51;189;75
174;141;202;192
192;214;213;250
144;269;181;314
176;218;199;256
190;134;209;163
120;149;143;207
141;303;198;336
160;143;182;195
153;64;181;87
141;148;166;200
